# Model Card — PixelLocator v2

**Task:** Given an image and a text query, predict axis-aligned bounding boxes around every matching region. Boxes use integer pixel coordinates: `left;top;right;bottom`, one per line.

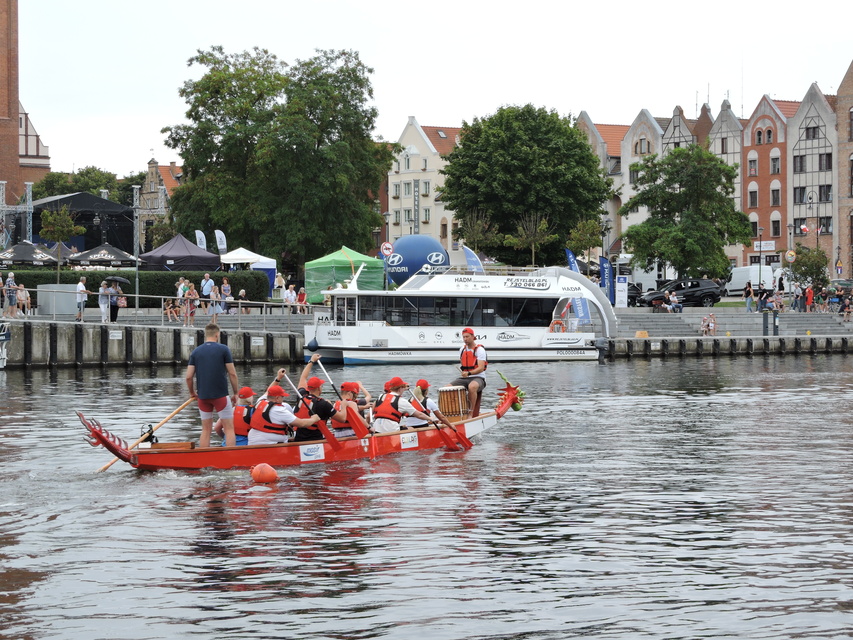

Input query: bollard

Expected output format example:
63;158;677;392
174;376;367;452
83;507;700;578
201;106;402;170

696;339;704;356
125;326;133;364
627;340;634;358
643;339;651;357
843;337;849;353
712;339;720;356
730;338;738;355
763;338;770;353
100;324;110;365
49;323;58;366
595;337;609;364
794;337;802;353
779;337;786;354
149;328;158;364
661;339;669;357
746;338;754;354
762;311;769;336
825;338;833;353
810;337;818;353
266;333;275;363
173;328;182;363
679;339;686;356
75;323;84;366
23;321;32;365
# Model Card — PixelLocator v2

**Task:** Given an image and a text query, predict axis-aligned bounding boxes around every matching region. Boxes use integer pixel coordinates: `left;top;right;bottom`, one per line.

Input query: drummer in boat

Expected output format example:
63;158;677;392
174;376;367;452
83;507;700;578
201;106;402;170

371;377;436;433
451;327;487;419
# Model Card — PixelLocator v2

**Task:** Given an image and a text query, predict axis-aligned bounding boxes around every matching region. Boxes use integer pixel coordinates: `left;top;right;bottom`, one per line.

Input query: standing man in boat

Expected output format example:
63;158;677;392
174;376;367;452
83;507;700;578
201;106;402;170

452;327;487;419
290;354;349;441
185;323;240;447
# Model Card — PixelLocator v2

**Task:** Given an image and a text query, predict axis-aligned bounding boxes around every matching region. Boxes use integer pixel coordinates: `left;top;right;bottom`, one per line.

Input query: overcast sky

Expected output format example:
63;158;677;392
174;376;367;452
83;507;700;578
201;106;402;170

19;0;853;177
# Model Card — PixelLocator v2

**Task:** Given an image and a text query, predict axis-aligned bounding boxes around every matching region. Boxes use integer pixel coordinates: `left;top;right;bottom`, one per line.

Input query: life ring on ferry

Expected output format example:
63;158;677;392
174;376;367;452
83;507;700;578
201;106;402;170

548;320;565;333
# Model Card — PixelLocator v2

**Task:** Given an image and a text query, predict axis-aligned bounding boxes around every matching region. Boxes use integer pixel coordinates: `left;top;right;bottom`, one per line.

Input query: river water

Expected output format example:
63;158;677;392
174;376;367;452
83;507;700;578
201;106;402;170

2;356;853;639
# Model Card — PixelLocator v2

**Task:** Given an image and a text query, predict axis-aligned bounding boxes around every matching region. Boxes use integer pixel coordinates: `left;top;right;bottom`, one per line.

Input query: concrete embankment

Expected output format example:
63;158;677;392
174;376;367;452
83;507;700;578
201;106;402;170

605;334;852;359
1;320;303;368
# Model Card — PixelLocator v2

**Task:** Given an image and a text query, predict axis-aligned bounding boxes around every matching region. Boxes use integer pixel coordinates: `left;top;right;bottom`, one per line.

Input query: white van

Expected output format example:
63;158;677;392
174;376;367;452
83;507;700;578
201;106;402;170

723;266;776;296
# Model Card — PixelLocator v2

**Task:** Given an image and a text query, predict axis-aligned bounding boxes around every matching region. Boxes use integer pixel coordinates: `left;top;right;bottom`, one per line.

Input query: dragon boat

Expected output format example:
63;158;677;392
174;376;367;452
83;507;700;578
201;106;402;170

80;379;523;472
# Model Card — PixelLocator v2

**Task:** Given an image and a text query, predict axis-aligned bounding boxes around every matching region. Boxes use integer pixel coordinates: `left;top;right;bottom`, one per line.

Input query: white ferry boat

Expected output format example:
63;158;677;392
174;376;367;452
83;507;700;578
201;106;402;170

304;266;618;364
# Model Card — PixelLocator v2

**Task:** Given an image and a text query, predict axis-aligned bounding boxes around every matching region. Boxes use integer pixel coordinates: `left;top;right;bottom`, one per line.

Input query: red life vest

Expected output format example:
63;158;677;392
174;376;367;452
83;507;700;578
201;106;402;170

233;404;253;436
249;399;291;435
460;344;486;372
330;400;349;430
293;392;323;432
374;393;403;422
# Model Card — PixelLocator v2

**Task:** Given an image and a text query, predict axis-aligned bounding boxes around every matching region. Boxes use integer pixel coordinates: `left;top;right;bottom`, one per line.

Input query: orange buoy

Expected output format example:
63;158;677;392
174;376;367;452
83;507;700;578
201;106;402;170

250;463;279;483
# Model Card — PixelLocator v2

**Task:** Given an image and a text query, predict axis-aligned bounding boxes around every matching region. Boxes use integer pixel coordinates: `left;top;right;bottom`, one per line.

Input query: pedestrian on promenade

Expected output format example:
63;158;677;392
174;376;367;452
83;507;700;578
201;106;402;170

744;281;754;313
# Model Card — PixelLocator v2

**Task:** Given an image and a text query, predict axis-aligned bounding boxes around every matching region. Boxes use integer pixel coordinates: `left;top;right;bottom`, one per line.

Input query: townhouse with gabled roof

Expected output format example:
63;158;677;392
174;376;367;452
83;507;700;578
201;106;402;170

388;116;463;263
838;61;853;274
138;158;183;252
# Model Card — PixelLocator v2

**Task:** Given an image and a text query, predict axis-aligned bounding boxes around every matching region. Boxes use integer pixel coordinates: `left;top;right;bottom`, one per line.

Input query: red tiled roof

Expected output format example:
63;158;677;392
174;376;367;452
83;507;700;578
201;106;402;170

158;165;183;196
772;99;801;118
595;124;630;157
421;126;462;155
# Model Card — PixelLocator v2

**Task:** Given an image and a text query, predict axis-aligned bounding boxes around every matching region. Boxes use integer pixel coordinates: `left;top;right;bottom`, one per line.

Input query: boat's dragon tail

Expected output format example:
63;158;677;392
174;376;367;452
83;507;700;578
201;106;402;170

79;411;133;463
495;371;525;418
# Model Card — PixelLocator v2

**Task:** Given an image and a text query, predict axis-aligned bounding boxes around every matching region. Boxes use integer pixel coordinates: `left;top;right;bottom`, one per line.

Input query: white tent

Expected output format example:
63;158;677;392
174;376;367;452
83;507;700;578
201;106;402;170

220;247;277;295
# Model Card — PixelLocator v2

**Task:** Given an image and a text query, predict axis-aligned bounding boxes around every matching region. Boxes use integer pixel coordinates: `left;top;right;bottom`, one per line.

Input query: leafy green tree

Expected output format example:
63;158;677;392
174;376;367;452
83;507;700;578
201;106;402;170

451;207;499;253
39;205;85;283
163;46;394;265
114;171;148;206
567;218;606;275
440;104;613;265
70;166;119;197
618;144;751;279
503;212;559;266
788;243;829;289
32;172;72;200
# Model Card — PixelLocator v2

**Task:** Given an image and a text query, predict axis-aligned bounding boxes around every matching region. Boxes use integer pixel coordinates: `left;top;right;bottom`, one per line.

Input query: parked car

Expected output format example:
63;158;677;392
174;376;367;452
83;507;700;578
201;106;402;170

627;281;642;307
638;278;721;308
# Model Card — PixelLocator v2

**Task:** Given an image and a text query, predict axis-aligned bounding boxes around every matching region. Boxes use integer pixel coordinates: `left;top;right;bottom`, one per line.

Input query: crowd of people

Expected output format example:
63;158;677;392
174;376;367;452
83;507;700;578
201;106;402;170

0;271;34;319
187;324;489;448
743;280;852;316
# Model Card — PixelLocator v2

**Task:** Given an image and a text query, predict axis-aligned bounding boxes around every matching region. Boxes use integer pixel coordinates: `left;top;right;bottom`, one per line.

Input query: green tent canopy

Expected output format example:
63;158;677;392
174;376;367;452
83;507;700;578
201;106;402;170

304;246;386;304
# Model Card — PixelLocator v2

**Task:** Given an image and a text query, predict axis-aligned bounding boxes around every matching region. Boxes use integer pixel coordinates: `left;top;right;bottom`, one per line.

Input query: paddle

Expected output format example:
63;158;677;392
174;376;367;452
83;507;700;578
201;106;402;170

408;391;460;451
97;397;194;472
280;372;342;451
314;358;342;401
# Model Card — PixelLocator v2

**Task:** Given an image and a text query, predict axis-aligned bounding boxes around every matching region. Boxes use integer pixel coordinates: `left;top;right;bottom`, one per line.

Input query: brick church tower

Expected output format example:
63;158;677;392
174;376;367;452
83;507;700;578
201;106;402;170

0;0;20;206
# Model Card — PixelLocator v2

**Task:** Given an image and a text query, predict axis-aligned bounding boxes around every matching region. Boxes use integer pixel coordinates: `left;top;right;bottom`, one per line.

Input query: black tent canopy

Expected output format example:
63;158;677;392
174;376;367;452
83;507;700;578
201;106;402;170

139;234;221;271
32;192;135;255
0;241;59;267
67;243;140;267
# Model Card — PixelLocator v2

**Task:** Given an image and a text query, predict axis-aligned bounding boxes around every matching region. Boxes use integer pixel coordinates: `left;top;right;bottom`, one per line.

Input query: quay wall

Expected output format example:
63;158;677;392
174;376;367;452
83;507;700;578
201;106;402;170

2;322;303;368
605;335;852;359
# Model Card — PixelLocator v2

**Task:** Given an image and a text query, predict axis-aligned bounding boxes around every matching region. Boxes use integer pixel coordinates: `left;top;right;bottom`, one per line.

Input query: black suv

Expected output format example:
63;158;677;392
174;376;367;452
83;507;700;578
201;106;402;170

638;279;721;308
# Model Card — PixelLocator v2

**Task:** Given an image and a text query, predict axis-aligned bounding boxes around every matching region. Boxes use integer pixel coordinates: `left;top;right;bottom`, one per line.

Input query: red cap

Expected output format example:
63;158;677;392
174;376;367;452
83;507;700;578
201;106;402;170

267;385;289;397
387;376;409;389
340;381;359;393
416;379;430;390
238;386;255;399
462;327;474;335
307;376;325;389
383;380;391;392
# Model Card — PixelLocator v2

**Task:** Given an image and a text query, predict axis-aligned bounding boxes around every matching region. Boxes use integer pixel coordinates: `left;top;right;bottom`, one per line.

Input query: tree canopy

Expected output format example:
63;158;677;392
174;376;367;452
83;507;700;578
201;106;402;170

618;144;751;279
32;167;145;206
162;46;395;265
440;104;613;265
39;205;85;283
787;244;829;289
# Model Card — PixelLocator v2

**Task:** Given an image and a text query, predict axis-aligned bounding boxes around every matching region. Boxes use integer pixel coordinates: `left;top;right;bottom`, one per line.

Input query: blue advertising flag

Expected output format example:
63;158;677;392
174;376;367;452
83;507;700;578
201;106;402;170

564;249;592;325
462;245;485;274
600;257;615;304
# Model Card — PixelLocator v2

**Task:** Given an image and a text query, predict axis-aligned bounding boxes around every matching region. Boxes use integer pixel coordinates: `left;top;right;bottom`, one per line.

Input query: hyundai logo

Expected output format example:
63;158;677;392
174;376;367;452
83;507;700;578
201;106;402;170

386;253;403;266
427;252;446;264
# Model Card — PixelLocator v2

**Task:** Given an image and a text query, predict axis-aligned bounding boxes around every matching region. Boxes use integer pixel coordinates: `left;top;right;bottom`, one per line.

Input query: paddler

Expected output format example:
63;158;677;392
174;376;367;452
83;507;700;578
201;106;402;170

214;386;256;446
371;377;435;433
247;378;322;445
450;327;487;418
290;354;350;442
329;381;371;437
405;379;454;429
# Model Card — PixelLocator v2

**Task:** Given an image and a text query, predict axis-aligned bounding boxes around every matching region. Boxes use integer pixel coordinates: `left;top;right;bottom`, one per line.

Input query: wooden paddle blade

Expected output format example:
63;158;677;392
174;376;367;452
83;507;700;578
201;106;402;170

345;405;371;439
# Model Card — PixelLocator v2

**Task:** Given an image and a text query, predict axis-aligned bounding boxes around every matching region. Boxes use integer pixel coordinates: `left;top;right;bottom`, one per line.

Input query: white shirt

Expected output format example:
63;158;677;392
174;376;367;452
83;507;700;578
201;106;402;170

404;396;439;428
247;395;298;444
76;282;88;303
284;288;297;303
372;392;419;433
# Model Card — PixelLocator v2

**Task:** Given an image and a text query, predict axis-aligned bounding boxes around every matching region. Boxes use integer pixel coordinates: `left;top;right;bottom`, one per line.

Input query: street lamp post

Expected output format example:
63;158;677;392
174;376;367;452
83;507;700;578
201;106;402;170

132;185;141;313
601;217;611;261
758;226;765;289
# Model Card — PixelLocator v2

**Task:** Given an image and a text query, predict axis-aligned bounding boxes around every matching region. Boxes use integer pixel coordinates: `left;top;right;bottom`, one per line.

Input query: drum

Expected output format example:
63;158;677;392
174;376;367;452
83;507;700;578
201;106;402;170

438;386;469;419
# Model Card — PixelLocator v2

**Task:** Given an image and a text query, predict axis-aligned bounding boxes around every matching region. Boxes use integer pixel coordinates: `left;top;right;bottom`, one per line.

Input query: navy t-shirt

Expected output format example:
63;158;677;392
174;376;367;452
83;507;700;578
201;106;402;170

188;342;234;399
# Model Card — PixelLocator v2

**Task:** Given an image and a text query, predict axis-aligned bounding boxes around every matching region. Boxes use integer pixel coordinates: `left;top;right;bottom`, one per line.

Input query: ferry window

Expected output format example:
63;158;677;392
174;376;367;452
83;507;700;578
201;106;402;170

358;296;385;322
513;298;560;326
335;297;357;326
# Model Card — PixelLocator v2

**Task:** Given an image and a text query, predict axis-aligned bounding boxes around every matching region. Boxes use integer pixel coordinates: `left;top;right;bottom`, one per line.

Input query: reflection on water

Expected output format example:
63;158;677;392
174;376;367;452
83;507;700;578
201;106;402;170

2;357;853;638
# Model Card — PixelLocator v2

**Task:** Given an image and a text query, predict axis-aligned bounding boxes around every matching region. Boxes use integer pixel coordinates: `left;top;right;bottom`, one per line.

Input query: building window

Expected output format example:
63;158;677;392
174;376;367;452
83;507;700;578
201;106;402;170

772;220;781;236
793;187;806;204
770;157;781;174
794;217;807;235
819;184;832;202
404;208;413;222
635;137;649;155
766;129;773;143
440;222;448;239
819;216;833;233
819;153;833;171
849;109;853;142
748;159;758;176
394;161;400;172
793;155;806;173
403;156;410;170
423;208;430;223
750;221;758;237
805;126;819;140
422;181;430;196
748;191;758;208
720;137;728;153
673;142;681;148
756;130;763;145
629;169;639;184
403;182;412;196
393;210;401;224
422;158;428;171
771;188;781;206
